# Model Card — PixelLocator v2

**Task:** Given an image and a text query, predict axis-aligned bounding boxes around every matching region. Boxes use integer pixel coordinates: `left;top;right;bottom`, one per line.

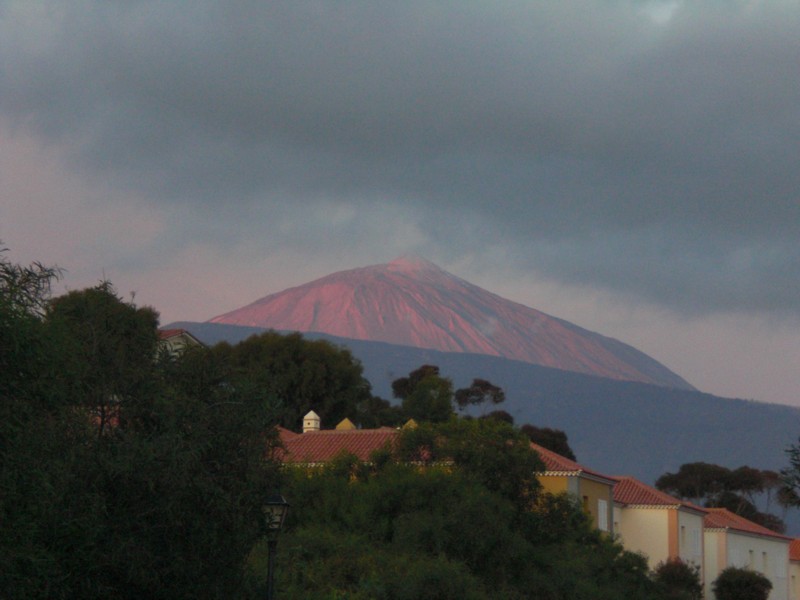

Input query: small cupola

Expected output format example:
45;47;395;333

303;410;321;433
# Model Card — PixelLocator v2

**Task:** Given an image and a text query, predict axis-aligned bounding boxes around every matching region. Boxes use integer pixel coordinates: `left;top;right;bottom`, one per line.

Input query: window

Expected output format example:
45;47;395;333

597;499;608;531
691;528;701;554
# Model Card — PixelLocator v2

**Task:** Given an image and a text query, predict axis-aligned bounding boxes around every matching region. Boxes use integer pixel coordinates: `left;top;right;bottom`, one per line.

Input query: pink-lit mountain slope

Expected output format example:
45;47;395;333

209;256;694;390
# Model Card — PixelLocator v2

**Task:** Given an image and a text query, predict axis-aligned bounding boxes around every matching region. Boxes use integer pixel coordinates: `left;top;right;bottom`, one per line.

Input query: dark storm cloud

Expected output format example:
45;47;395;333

2;1;798;315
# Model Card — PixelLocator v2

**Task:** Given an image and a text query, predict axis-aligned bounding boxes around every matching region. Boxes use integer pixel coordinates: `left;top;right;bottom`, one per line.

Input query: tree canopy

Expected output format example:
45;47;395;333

212;330;374;430
656;462;787;532
520;424;577;461
267;420;666;600
712;567;772;600
1;250;284;598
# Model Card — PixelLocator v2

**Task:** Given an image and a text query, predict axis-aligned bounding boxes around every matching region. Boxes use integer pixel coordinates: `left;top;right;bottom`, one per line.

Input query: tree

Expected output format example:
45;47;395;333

657;462;785;532
0;249;92;598
214;331;374;430
1;250;285;598
780;438;800;508
272;441;665;600
652;558;703;600
355;395;405;428
481;409;514;424
454;378;505;412
712;567;771;600
44;282;161;435
656;462;730;503
521;424;577;461
392;365;455;423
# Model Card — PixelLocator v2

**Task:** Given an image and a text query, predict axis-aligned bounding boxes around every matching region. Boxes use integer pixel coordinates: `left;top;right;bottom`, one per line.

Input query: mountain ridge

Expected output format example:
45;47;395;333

209;257;693;390
166;320;800;489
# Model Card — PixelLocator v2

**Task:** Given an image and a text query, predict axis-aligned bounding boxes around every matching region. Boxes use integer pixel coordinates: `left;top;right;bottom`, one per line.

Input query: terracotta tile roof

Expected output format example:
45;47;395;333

612;476;706;513
158;328;187;339
530;442;616;485
279;427;399;464
790;539;800;562
158;328;204;346
704;508;792;541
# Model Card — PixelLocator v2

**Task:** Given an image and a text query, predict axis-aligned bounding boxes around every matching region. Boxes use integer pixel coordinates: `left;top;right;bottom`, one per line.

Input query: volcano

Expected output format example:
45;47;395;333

209;256;693;390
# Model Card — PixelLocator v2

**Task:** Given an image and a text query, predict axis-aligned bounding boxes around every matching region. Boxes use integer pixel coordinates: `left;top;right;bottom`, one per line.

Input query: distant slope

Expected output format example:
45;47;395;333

169;321;800;485
208;256;693;390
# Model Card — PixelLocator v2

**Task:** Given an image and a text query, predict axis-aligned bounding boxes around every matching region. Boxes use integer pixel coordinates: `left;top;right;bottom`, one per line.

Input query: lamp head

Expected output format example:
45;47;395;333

264;494;289;534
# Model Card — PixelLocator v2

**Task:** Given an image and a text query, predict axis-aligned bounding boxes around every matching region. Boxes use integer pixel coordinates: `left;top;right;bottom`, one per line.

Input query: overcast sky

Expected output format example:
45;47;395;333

2;1;798;405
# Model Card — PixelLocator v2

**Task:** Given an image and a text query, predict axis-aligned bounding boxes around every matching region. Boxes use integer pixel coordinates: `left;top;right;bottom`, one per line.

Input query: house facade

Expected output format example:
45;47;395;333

704;507;791;600
157;328;203;356
530;442;616;534
612;476;706;575
790;539;800;600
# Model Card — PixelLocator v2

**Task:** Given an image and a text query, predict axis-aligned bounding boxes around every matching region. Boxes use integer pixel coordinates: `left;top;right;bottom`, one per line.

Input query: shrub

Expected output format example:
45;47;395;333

653;558;702;599
713;566;771;600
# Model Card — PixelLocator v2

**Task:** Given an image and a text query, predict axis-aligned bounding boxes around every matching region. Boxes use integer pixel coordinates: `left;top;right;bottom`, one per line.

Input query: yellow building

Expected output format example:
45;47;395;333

531;442;616;534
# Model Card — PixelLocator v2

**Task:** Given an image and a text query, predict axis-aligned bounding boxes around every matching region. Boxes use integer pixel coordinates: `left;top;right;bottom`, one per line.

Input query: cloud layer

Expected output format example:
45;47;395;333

2;2;799;403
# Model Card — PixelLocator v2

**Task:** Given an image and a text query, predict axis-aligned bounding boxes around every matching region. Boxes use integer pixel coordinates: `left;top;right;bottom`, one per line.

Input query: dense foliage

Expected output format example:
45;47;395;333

712;567;771;600
11;247;788;599
520;424;577;460
652;558;703;600
656;462;788;532
212;330;374;430
263;420;666;599
0;250;283;598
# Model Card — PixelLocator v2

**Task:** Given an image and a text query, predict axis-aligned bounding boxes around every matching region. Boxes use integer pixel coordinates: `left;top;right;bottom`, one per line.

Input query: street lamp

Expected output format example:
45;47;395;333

264;494;289;600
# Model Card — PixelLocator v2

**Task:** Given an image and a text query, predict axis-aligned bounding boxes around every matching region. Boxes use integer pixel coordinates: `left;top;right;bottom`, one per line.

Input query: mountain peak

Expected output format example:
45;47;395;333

387;255;440;273
209;260;693;390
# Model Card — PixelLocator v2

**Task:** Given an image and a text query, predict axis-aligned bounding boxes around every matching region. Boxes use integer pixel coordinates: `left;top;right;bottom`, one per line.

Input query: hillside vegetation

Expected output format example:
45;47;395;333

0;249;782;598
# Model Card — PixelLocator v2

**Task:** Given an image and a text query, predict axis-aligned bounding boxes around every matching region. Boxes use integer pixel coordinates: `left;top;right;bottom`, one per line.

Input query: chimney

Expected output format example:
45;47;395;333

303;410;320;433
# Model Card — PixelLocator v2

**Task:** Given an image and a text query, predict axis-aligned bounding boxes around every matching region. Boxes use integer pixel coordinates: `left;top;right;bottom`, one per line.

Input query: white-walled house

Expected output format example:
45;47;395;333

157;328;203;356
612;476;706;576
787;539;800;600
704;507;791;600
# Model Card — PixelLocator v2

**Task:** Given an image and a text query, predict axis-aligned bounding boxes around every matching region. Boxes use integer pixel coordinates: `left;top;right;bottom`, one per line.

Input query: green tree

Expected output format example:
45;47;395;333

355;395;405;428
712;567;771;600
44;282;160;435
1;250;285;598
392;365;455;423
780;439;800;508
436;418;544;510
658;462;785;532
521;424;577;461
652;558;703;600
0;248;95;598
454;377;505;412
214;331;374;430
272;456;665;600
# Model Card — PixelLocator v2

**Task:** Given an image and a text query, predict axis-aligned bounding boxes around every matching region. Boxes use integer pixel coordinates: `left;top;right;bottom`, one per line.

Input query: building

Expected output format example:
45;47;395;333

157;328;203;356
531;442;616;534
278;411;398;467
704;507;791;600
612;476;706;574
277;415;618;535
789;539;800;600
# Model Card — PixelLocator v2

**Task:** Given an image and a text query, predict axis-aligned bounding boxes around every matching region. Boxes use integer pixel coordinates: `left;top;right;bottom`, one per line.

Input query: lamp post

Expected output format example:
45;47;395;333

264;494;289;600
